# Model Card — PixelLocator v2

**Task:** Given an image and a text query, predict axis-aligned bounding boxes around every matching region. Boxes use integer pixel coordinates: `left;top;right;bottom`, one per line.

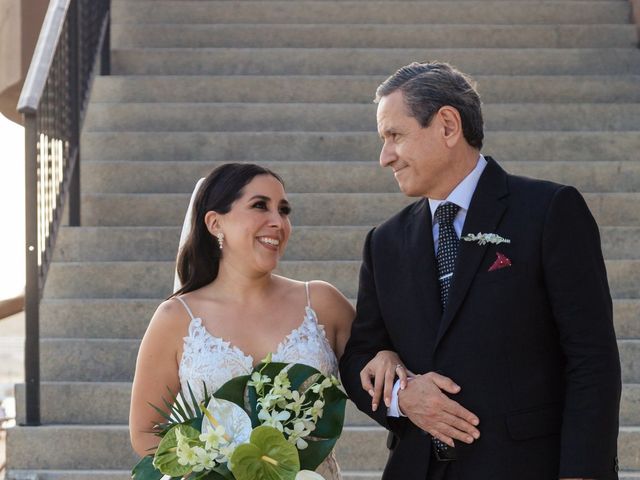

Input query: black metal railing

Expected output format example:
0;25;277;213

17;0;110;426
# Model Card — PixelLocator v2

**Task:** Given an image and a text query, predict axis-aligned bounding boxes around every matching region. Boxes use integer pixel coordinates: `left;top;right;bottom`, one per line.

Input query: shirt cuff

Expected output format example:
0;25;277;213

387;379;406;417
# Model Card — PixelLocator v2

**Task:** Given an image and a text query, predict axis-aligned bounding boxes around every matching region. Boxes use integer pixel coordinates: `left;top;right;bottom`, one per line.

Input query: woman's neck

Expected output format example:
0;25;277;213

209;260;276;304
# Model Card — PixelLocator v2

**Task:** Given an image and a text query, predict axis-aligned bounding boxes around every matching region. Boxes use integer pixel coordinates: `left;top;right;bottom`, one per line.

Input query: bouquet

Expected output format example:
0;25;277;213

132;354;348;480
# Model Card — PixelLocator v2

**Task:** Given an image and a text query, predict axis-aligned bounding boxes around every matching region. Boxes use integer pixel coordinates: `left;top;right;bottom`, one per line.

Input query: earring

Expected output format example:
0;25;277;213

216;232;224;250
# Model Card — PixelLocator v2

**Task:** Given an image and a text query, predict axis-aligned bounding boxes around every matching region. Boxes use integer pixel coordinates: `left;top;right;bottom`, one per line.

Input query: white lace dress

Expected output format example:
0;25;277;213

176;283;342;480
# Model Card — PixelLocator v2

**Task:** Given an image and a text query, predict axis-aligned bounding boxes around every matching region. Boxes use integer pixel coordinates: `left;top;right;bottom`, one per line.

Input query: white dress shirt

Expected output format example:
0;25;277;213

388;155;488;417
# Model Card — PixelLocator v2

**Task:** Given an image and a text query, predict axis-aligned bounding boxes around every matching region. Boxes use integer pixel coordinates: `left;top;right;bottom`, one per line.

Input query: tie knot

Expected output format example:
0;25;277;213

435;202;460;226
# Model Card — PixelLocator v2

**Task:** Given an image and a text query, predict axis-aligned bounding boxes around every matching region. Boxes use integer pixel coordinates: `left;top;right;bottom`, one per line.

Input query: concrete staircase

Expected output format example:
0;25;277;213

7;0;640;478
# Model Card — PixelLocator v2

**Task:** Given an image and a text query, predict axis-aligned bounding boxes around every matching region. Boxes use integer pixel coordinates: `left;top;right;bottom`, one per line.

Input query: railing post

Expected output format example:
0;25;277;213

23;112;40;426
101;5;111;76
68;0;80;226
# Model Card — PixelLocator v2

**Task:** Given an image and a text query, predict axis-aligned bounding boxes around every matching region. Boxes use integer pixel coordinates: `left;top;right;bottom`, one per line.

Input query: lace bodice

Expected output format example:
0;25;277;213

176;283;341;479
178;306;338;402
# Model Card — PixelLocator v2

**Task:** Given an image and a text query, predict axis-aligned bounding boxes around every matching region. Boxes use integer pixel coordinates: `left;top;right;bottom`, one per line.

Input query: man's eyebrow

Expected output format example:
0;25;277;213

380;128;399;138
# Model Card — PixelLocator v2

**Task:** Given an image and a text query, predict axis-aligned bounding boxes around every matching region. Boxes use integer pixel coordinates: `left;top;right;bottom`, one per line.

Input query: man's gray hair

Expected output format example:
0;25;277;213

375;61;484;149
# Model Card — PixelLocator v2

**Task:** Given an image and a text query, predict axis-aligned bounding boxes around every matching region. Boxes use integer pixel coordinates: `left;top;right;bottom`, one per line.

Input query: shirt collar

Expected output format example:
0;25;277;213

428;154;488;222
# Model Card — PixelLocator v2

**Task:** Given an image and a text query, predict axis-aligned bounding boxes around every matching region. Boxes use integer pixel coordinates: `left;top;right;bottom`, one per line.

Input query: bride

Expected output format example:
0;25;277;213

129;163;403;478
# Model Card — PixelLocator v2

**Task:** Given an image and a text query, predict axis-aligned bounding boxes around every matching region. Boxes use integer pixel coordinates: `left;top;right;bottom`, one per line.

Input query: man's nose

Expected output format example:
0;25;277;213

379;142;396;168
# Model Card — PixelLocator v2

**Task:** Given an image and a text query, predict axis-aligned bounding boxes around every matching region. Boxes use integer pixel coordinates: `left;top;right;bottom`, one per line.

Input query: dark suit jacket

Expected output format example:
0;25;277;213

339;157;621;480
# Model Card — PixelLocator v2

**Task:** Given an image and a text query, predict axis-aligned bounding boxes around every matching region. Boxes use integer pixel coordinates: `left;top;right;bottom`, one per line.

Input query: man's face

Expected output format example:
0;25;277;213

376;90;452;199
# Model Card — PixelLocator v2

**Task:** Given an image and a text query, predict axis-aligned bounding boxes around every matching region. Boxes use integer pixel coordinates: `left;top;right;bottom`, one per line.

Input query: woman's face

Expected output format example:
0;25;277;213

213;174;292;275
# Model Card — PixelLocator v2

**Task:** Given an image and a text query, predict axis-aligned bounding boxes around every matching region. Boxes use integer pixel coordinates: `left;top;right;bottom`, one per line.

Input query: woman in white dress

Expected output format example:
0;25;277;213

129;163;403;479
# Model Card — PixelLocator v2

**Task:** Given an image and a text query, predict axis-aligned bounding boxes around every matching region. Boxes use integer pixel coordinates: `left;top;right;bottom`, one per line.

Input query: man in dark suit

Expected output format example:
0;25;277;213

339;62;621;480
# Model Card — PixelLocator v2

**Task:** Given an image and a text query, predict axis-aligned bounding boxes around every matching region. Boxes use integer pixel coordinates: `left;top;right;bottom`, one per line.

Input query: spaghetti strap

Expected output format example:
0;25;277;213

175;296;196;321
305;282;311;308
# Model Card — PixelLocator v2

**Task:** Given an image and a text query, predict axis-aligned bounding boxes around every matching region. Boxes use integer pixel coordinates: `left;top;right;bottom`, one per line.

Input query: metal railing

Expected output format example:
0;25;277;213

17;0;110;426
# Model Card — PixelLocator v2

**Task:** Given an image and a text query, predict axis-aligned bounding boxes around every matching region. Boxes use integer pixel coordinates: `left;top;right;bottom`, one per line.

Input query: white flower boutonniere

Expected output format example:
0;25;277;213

462;232;511;246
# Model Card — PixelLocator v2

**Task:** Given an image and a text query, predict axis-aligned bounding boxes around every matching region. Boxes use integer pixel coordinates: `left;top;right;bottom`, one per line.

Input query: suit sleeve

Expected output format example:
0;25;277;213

339;228;408;433
541;186;621;477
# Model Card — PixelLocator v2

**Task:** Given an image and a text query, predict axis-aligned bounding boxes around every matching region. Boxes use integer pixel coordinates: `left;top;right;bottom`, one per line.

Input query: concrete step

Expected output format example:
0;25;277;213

6;424;640;471
111;48;640;76
5;471;382;480
80;131;640;163
80;160;640;194
7;472;640;480
41;260;362;300
51;225;640;263
111;24;637;49
13;382;640;426
39;298;640;340
91;75;640;104
34;338;640;384
78;192;640;227
41;258;640;301
83;103;640;132
111;1;630;25
6;472;640;480
13;384;372;426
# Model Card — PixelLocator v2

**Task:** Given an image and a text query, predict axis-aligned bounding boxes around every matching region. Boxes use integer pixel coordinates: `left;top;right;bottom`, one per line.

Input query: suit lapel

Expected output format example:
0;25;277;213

405;199;442;340
435;158;510;349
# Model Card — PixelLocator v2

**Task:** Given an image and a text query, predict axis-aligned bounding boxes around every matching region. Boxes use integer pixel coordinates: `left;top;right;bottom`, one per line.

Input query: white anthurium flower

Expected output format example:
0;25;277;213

201;396;252;447
296;470;326;480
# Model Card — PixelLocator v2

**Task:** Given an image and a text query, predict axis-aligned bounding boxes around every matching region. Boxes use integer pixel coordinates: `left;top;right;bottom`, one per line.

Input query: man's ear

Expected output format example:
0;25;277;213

438;106;463;148
204;210;222;236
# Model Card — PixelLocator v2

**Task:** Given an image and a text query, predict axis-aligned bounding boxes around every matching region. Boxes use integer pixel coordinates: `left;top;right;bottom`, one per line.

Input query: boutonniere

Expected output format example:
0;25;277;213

461;232;511;246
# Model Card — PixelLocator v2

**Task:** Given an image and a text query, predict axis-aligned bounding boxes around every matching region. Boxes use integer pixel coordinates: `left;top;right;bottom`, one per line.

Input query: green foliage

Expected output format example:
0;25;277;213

230;426;300;480
153;424;200;477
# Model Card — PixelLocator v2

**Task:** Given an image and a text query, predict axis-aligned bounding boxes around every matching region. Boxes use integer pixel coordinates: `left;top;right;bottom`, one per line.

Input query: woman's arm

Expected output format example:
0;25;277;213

306;280;355;359
129;299;187;457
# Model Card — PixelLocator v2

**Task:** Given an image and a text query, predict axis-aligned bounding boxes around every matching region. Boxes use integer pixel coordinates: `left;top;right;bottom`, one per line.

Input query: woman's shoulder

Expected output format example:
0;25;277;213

147;296;194;336
306;280;354;326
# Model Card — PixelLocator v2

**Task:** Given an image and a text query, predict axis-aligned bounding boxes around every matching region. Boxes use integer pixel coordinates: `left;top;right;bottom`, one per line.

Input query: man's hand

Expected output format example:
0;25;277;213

398;371;480;447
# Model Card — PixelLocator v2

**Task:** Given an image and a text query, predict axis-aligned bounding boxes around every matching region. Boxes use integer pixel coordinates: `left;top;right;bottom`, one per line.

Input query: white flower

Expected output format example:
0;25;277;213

310;377;333;394
176;441;198;467
258;408;291;431
201;396;252;447
191;446;214;472
199;424;226;450
285;420;312;450
296;470;326;480
461;232;511;246
286;390;306;416
247;371;271;393
271;371;293;398
309;399;324;421
218;442;237;466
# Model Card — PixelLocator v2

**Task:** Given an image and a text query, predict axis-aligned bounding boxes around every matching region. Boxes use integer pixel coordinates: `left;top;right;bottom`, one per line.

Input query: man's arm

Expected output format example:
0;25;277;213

542;186;621;478
339;228;405;431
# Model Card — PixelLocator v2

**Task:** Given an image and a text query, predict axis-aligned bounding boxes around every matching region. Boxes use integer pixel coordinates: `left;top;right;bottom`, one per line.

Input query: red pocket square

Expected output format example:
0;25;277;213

488;252;512;272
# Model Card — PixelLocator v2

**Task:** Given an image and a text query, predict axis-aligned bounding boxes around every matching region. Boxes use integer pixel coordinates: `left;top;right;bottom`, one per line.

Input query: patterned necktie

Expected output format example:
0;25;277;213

435;202;461;311
432;201;460;460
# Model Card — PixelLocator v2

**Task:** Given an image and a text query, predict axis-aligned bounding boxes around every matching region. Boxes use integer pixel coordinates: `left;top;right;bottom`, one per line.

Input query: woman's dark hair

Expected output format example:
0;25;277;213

169;163;285;298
